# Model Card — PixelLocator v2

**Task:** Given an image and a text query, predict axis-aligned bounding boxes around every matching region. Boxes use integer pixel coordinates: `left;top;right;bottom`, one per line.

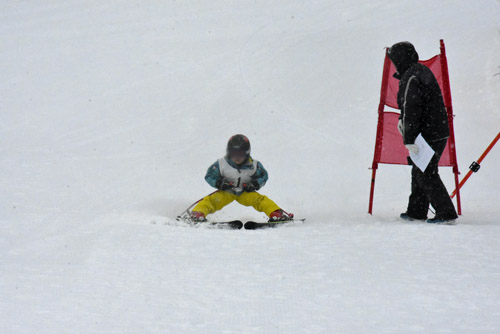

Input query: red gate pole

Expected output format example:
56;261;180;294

439;39;462;215
451;131;500;198
369;50;392;214
368;168;377;214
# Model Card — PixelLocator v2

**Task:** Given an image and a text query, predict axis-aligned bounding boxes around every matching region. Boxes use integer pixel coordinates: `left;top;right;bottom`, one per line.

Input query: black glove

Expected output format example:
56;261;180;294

243;180;260;192
216;179;234;191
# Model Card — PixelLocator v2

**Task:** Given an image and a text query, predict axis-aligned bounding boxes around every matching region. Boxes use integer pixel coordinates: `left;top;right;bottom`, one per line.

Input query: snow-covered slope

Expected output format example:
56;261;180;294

1;1;500;333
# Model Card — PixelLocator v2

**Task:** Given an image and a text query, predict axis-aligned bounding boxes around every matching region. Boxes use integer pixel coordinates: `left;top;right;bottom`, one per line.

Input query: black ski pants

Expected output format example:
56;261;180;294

406;138;458;220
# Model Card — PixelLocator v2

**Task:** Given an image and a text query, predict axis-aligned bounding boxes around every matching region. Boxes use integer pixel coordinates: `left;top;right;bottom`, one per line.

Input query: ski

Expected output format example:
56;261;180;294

208;220;244;229
176;217;243;229
244;219;306;230
175;215;306;230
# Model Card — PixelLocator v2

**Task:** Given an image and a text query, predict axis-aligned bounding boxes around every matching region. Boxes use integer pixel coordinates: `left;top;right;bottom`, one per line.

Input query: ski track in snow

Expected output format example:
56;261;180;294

1;1;500;333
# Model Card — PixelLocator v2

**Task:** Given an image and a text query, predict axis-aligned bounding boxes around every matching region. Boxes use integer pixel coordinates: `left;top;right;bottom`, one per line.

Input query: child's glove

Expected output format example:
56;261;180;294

243;180;260;192
216;179;234;191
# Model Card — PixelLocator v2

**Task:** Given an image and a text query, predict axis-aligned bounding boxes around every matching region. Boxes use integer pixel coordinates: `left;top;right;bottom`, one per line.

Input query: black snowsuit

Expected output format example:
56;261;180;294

388;42;458;220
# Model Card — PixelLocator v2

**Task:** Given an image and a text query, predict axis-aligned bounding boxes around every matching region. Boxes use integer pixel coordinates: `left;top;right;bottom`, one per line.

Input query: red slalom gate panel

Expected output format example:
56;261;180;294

368;40;461;215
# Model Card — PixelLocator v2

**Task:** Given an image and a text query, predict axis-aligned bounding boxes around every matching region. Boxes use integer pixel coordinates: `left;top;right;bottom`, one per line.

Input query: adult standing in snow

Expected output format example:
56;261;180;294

388;41;458;224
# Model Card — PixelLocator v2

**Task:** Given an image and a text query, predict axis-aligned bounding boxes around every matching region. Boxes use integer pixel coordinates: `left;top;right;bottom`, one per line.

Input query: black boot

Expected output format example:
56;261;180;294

400;212;427;221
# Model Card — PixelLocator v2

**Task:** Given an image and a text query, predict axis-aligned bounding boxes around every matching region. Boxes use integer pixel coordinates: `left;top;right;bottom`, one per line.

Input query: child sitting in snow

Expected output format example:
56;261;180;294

190;134;293;222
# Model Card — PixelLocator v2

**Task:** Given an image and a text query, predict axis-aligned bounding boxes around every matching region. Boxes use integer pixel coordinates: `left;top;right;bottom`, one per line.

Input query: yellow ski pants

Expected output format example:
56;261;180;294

192;191;280;217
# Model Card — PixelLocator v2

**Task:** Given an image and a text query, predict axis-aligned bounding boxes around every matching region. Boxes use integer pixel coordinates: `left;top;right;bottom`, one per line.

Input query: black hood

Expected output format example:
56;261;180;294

388;41;419;79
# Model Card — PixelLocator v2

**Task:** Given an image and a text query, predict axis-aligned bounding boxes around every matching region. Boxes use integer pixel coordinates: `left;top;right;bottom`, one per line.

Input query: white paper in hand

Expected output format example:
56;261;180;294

409;134;435;172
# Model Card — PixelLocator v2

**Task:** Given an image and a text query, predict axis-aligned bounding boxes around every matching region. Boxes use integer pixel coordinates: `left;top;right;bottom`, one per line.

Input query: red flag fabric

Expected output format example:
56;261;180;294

378;112;453;166
378;55;452;166
377;112;409;165
384;55;443;109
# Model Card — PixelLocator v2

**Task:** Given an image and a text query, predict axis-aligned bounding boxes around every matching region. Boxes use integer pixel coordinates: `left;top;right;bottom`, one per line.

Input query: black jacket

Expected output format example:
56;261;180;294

396;63;450;145
388;42;450;145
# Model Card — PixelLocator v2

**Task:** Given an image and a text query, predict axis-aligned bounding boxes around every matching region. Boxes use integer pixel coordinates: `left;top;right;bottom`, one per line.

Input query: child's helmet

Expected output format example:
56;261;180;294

227;134;251;158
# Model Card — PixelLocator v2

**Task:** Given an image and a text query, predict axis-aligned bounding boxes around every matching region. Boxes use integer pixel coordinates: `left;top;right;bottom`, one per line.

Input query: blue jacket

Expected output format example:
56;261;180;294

205;157;268;195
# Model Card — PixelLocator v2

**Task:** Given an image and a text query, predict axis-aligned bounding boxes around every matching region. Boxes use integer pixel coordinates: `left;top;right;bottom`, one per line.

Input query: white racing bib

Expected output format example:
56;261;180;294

218;158;258;194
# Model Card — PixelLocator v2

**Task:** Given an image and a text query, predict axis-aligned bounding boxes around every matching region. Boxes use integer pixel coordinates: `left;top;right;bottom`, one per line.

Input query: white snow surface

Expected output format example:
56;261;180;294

2;1;500;333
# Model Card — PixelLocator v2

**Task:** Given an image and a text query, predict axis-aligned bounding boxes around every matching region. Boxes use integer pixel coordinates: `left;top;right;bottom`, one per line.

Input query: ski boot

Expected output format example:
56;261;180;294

269;209;294;222
190;211;207;222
